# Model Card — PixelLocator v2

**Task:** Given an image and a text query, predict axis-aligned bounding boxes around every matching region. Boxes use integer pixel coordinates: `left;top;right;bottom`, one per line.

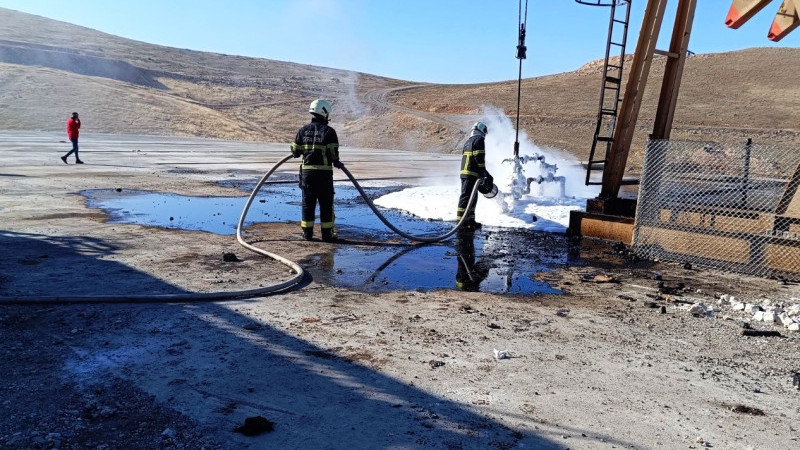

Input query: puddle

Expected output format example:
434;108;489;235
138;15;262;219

312;230;571;294
84;181;578;294
84;182;449;237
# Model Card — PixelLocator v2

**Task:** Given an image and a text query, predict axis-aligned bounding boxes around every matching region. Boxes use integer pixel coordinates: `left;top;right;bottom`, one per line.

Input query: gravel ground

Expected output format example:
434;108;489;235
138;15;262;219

1;132;799;449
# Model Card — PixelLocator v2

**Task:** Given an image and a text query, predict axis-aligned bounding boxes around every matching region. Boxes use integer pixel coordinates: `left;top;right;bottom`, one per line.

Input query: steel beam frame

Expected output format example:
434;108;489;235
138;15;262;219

599;0;697;200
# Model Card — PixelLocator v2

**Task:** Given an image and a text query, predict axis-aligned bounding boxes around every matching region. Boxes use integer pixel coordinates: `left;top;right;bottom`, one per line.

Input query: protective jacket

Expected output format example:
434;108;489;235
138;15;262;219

460;132;487;179
67;117;81;139
291;116;340;239
291;117;339;171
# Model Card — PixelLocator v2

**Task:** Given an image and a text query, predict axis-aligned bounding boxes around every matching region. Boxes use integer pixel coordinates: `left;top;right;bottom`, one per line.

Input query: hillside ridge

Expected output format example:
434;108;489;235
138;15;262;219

2;7;799;166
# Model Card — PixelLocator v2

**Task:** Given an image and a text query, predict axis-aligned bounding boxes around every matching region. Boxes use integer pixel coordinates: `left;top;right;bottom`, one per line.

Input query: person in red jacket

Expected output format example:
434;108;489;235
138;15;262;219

61;112;83;164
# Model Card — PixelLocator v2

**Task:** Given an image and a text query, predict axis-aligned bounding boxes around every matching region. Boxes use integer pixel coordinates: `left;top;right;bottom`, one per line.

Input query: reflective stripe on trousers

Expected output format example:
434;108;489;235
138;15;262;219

300;170;335;229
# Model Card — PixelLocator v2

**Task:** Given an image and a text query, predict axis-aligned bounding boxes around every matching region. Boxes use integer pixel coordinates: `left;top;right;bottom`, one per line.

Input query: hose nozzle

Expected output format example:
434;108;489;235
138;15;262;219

478;177;498;199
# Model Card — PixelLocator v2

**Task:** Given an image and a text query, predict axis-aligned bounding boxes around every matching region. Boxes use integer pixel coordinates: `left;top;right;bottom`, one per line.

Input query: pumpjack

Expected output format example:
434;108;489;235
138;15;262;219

568;0;800;243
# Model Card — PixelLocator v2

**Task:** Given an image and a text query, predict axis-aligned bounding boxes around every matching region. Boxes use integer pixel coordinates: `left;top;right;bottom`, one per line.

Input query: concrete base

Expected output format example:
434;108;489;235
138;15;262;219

568;196;637;243
586;197;638;216
568;210;635;244
636;203;800;279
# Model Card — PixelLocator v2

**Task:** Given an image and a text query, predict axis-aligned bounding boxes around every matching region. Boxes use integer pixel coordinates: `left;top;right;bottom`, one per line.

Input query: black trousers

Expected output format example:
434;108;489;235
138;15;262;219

64;138;79;158
300;170;335;231
457;176;478;222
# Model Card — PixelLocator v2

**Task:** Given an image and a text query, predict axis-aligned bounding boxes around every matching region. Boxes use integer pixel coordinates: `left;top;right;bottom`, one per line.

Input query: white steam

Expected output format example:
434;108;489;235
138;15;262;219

480;105;599;201
328;69;366;122
374;106;600;232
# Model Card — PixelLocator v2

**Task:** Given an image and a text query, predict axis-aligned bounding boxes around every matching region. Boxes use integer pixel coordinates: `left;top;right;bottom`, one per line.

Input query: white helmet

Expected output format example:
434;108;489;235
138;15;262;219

309;99;332;119
472;121;488;134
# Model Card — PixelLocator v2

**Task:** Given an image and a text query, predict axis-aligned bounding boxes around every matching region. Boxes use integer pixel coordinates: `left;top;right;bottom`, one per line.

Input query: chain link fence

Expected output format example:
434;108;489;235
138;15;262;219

633;139;800;280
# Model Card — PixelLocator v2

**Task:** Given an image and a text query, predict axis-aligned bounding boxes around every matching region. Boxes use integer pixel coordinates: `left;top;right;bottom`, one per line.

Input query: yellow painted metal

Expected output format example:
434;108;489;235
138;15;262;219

765;243;800;273
637;226;752;263
569;211;634;243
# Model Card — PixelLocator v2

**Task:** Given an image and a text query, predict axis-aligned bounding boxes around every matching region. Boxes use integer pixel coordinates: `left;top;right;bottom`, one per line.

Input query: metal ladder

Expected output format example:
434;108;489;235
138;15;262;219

584;0;632;186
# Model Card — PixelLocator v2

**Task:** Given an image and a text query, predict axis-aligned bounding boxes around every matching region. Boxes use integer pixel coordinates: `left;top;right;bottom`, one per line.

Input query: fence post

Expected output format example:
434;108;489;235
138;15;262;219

740;138;752;209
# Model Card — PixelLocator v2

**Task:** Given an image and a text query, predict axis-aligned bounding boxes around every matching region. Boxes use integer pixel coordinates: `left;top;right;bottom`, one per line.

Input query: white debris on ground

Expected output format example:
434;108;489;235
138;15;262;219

680;294;800;333
493;348;511;360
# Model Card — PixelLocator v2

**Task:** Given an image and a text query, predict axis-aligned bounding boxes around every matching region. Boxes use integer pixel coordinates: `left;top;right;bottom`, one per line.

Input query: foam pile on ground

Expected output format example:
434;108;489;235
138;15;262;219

374;109;600;232
373;184;586;232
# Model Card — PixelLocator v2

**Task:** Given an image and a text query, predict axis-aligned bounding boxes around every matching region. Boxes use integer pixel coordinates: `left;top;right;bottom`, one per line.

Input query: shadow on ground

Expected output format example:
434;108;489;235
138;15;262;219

0;230;188;296
0;230;574;448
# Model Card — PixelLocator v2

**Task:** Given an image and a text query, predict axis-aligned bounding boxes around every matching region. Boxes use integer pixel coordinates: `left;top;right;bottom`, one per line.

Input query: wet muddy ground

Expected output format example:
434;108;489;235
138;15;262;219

84;182;574;295
2;132;799;450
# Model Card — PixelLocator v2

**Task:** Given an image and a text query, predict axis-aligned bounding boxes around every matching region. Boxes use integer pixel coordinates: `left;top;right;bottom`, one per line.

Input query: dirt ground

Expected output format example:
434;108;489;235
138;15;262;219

1;132;799;450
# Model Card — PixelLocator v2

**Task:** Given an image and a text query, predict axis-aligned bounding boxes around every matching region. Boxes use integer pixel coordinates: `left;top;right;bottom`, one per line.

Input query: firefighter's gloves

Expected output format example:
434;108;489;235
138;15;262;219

291;151;301;158
333;160;344;169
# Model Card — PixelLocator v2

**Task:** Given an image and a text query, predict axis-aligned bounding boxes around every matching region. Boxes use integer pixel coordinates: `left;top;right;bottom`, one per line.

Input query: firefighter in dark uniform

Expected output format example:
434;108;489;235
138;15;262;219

457;121;493;231
291;99;342;242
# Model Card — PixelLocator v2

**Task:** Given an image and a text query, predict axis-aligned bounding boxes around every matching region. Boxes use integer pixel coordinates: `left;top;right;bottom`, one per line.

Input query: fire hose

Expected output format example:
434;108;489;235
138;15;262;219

0;154;486;303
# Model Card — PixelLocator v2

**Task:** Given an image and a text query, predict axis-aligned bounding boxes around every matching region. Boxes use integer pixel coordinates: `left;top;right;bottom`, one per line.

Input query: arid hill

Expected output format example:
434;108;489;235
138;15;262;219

2;7;799;170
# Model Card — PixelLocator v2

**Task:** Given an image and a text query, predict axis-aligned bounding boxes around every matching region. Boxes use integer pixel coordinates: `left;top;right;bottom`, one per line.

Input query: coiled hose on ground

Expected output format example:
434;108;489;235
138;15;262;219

0;154;481;303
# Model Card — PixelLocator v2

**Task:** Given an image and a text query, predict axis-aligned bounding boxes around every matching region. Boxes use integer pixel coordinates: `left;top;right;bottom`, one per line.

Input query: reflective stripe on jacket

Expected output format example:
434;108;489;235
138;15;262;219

460;134;487;178
290;118;339;171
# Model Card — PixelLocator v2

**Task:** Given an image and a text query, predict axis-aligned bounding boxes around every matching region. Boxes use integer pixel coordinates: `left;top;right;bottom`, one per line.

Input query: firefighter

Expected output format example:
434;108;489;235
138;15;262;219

457;121;493;231
291;99;342;242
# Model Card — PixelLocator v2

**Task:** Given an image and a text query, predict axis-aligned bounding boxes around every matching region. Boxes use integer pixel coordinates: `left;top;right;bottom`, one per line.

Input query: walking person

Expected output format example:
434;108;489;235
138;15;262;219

290;99;342;242
61;112;83;164
457;121;493;231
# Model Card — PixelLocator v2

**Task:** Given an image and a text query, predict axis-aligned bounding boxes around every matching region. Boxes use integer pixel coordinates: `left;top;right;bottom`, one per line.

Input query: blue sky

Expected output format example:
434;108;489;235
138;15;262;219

2;0;798;84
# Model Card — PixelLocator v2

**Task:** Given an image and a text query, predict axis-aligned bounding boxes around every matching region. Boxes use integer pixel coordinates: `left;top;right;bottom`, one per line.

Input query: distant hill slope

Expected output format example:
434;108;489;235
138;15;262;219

0;7;412;146
2;7;798;170
390;48;800;168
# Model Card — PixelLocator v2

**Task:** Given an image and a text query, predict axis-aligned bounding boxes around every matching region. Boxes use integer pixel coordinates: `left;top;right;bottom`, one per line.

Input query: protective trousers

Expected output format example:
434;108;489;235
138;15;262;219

457;176;478;223
300;170;335;239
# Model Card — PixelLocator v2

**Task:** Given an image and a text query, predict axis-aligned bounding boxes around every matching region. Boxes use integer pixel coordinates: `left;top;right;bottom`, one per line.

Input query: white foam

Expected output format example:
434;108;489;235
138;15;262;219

374;184;586;232
374;109;600;233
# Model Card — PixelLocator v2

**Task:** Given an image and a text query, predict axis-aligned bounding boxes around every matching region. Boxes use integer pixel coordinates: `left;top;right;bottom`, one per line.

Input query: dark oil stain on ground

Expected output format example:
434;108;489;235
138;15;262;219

303;229;573;295
84;180;580;295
